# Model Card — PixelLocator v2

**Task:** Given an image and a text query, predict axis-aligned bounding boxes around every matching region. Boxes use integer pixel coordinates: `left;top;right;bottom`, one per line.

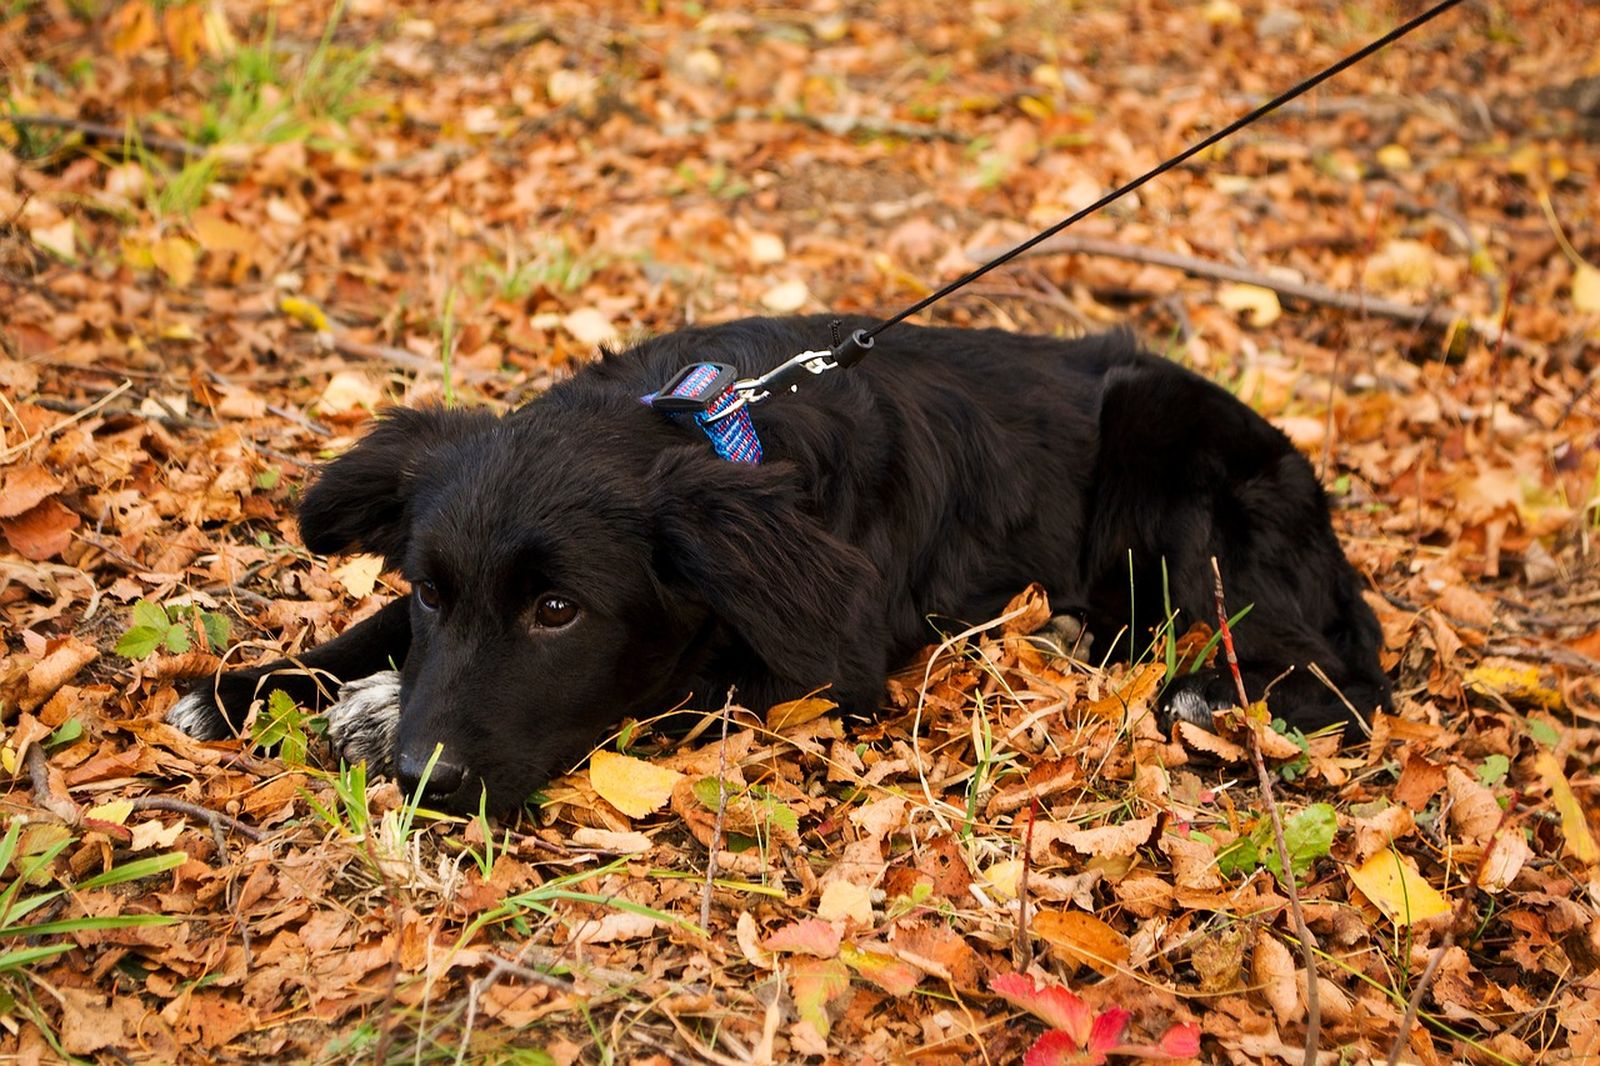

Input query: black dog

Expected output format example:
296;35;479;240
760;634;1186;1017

169;316;1389;811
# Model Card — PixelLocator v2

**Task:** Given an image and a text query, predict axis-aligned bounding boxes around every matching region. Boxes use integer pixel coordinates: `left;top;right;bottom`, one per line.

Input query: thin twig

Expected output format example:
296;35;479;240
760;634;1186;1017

0;380;132;462
1014;797;1038;970
1210;557;1321;1066
330;334;497;383
128;796;269;843
701;688;735;933
966;234;1544;355
1;112;207;158
1384;792;1521;1066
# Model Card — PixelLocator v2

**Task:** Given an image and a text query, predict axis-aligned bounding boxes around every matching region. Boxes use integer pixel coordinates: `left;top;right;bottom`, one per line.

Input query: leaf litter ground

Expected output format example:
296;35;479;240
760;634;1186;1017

2;1;1599;1063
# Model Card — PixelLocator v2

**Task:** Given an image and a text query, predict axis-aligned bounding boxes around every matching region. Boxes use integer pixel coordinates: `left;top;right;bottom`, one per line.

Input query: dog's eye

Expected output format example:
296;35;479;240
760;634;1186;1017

533;596;577;628
415;580;442;612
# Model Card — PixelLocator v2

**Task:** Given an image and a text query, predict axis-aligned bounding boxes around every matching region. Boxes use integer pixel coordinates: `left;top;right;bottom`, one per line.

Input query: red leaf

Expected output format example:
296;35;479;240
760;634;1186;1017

1159;1022;1201;1057
1085;1006;1131;1053
1023;1030;1101;1066
992;973;1094;1045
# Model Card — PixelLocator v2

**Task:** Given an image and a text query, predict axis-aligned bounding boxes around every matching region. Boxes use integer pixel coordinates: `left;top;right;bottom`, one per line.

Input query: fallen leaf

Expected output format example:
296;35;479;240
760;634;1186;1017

1252;929;1300;1024
0;464;65;518
1;498;82;562
761;918;841;958
817;880;873;926
562;308;618;347
567;910;663;945
766;695;836;731
790;957;850;1037
841;944;921;996
318;371;382;414
1573;263;1600;314
332;554;385;599
1032;909;1131;976
1533;751;1599;865
1346;850;1450;926
151;235;197;287
760;279;809;313
280;295;332;332
1217;283;1281;327
30;218;75;260
588;751;684;819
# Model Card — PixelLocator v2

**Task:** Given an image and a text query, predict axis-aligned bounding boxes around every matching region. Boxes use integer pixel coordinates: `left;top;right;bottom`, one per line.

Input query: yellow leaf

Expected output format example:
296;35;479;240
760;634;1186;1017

1203;0;1243;25
1463;663;1561;710
1533;752;1599;865
589;750;683;819
29;219;75;260
85;800;134;826
280;295;331;332
108;0;158;57
332;554;385;599
1032;908;1130;976
121;236;155;271
162;3;205;67
1346;851;1450;926
1375;143;1412;171
1572;263;1600;315
982;858;1023;899
766;695;836;731
151;236;197;287
1217;283;1281;327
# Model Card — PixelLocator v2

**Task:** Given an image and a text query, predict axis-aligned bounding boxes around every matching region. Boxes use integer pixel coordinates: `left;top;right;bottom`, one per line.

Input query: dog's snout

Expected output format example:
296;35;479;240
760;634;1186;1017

398;746;466;801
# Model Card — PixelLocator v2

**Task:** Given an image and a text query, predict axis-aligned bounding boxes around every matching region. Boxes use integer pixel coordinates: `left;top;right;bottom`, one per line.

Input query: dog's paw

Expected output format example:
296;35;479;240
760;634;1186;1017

1156;671;1238;733
325;671;401;775
166;687;235;741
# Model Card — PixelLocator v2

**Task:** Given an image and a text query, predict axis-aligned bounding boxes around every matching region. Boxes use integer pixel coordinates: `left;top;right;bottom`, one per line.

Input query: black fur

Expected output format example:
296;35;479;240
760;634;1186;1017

174;316;1389;811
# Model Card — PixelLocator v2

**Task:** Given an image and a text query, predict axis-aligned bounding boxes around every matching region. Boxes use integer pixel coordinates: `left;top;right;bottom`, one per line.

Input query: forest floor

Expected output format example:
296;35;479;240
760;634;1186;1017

2;0;1600;1063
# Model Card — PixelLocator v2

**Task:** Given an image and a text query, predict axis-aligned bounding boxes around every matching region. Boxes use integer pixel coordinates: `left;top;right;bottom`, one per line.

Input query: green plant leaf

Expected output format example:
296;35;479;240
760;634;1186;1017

115;625;164;659
131;600;170;630
162;623;191;654
201;611;231;652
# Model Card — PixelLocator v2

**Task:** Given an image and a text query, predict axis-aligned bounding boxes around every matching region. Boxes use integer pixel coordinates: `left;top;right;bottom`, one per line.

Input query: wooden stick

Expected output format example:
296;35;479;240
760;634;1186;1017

1210;557;1321;1066
966;234;1544;355
1;113;207;159
128;796;269;843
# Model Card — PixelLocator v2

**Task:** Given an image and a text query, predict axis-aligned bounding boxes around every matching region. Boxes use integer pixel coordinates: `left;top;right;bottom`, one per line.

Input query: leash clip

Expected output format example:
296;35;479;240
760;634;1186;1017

732;348;837;405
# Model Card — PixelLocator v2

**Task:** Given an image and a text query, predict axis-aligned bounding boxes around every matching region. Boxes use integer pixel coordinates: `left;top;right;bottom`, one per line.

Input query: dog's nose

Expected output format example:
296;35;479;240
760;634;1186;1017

397;747;466;801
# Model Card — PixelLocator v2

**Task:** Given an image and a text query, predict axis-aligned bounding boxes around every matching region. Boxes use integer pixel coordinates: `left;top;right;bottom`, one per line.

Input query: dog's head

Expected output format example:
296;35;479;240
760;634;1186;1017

297;404;881;812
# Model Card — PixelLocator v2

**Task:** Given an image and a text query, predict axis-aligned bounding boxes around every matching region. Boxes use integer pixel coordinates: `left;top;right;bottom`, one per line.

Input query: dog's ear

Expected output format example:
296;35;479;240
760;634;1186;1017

649;448;886;694
298;407;495;567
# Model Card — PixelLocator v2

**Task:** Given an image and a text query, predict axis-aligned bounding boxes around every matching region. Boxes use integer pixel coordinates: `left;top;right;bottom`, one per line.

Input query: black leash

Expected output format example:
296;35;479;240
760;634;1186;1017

838;0;1468;363
645;0;1467;461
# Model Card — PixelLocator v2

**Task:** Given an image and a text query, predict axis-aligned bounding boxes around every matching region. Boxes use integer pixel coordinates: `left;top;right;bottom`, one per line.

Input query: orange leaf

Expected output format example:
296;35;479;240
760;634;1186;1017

1032;909;1131;976
0;498;80;561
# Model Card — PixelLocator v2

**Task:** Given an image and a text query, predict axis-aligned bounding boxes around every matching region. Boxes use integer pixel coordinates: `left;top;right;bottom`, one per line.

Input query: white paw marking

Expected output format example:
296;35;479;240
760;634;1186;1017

1165;688;1214;729
166;689;231;740
325;671;402;775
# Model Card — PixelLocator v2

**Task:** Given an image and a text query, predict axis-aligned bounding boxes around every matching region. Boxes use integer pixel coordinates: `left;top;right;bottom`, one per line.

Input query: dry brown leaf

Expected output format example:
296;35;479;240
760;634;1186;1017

1252;929;1300;1024
0;498;81;561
